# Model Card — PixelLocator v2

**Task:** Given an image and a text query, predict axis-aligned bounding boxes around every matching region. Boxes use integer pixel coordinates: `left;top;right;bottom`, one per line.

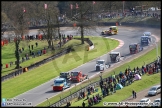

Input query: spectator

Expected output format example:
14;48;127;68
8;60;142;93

132;90;135;98
31;45;34;50
134;91;137;98
19;48;22;53
88;99;92;106
29;50;32;55
22;47;24;51
35;42;38;47
114;83;116;93
66;101;71;107
28;45;30;50
82;101;85;107
10;61;13;67
22;57;25;62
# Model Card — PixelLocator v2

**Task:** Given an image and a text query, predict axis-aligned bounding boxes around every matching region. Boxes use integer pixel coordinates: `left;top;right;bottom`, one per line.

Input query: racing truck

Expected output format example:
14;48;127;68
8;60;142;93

143;32;152;42
109;52;121;63
70;71;88;83
129;43;143;54
95;60;106;71
60;72;71;83
53;78;71;91
141;36;150;46
107;26;118;35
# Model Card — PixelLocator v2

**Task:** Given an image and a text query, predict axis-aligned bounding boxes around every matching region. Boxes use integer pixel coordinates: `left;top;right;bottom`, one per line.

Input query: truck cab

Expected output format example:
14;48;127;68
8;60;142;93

141;36;150;46
70;71;88;83
95;60;105;71
143;32;152;42
129;43;143;54
53;78;70;91
107;26;118;35
60;72;71;82
109;52;121;63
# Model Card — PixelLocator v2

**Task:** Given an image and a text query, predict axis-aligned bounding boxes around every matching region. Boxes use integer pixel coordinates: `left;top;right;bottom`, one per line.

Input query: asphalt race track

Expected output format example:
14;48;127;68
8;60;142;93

12;26;160;106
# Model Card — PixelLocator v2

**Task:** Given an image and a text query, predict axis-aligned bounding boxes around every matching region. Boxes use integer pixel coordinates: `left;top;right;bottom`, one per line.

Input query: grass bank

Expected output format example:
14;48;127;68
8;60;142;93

2;36;119;98
37;43;160;107
1;39;62;76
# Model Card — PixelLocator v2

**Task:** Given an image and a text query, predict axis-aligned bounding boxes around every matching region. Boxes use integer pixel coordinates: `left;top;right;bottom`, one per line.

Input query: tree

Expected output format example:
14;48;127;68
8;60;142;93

68;1;100;44
38;2;60;50
8;2;33;69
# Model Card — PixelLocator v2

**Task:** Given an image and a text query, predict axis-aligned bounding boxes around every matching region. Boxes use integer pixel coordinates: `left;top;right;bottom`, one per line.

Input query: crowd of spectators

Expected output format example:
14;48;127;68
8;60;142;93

2;34;73;71
65;57;161;107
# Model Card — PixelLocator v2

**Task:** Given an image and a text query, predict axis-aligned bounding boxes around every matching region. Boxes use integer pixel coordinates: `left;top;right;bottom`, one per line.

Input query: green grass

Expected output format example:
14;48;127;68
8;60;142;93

71;73;160;107
1;39;62;76
37;43;161;107
2;36;119;98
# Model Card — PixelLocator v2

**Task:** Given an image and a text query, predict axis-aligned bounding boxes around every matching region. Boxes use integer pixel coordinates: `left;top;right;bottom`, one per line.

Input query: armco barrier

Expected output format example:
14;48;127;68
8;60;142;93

1;47;72;82
49;59;161;107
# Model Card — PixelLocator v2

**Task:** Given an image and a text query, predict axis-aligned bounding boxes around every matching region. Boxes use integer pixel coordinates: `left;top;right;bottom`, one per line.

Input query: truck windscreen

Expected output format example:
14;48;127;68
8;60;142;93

96;61;104;64
110;54;118;58
71;72;78;76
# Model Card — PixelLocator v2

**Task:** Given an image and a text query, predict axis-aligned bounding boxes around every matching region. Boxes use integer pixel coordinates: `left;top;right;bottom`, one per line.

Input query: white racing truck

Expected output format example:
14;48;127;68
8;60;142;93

95;60;106;71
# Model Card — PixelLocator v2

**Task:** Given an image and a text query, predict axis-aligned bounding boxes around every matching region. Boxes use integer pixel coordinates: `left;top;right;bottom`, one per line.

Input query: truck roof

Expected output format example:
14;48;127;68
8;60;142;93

71;71;80;73
129;43;138;45
55;78;65;81
143;32;151;35
110;26;117;28
141;36;149;38
109;52;120;54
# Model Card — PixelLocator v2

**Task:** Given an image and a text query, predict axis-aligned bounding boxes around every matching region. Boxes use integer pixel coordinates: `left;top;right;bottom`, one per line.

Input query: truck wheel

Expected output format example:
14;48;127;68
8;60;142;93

86;76;88;79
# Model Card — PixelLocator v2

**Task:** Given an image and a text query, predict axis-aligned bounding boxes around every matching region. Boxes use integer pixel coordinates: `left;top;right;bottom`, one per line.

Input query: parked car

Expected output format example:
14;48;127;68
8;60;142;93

138;98;151;107
148;85;161;96
151;98;161;107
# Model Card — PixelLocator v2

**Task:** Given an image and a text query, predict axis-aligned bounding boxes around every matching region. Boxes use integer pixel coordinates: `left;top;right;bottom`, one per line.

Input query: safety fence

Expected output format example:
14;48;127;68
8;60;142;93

49;58;161;107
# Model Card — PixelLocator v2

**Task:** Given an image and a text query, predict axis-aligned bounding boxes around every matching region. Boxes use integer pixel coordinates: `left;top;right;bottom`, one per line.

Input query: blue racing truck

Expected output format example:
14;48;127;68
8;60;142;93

141;36;150;46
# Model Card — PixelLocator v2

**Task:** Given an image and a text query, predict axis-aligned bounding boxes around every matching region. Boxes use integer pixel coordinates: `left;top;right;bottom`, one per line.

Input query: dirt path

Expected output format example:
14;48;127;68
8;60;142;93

121;83;161;107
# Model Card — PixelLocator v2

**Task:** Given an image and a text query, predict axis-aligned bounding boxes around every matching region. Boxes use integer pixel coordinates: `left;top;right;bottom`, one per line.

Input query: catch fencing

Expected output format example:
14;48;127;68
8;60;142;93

49;59;161;107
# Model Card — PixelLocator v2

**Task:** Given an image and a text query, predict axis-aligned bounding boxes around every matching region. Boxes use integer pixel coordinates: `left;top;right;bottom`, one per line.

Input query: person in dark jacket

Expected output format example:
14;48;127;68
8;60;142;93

132;90;135;98
82;101;85;107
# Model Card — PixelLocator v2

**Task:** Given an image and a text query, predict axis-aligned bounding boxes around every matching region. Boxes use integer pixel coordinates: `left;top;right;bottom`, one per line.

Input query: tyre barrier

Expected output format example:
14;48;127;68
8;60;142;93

50;59;160;107
1;47;72;82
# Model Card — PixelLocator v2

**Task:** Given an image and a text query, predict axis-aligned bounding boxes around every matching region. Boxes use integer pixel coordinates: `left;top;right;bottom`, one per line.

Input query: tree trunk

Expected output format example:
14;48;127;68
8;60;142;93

51;40;55;50
15;38;20;69
48;40;52;48
80;7;84;44
81;25;84;44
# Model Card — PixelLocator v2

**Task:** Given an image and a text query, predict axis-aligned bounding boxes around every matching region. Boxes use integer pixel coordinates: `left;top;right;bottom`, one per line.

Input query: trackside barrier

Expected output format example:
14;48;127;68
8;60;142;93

49;59;161;107
1;47;72;82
